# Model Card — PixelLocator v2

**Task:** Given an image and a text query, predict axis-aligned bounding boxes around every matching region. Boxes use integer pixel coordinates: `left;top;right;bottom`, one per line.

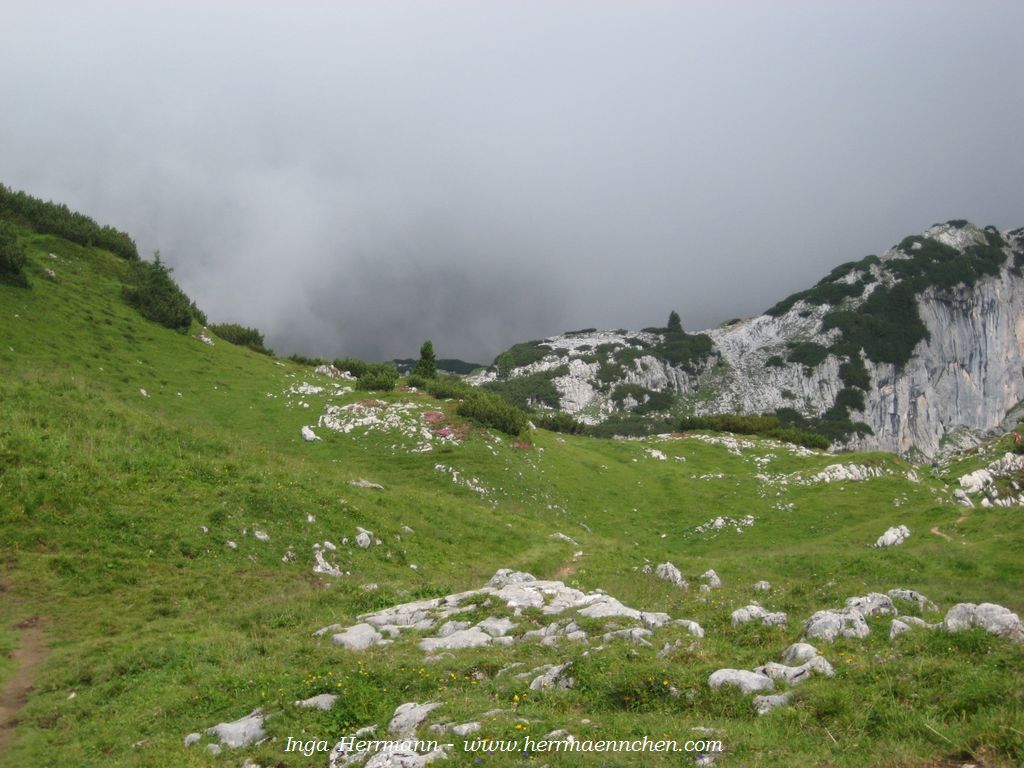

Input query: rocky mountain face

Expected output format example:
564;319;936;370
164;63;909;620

471;222;1024;458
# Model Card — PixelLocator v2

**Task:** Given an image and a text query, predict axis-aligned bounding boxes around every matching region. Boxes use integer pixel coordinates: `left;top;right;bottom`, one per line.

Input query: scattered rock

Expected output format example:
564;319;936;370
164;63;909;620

451;722;481;737
184;732;201;747
708;669;774;694
351;478;384;490
654;562;688;589
752;580;772;592
225;540;237;550
477;617;517;637
301;426;320;442
874;525;910;548
810;463;885;483
205;709;266;748
139;388;149;398
206;743;221;756
953;489;975;508
355;528;373;549
332;623;385;650
253;529;270;542
731;604;787;627
754;656;833;686
602;627;652;646
753;691;793;715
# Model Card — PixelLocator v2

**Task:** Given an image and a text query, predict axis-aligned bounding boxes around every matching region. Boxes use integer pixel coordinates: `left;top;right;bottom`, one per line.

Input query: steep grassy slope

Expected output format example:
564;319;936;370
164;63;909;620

1;225;1022;767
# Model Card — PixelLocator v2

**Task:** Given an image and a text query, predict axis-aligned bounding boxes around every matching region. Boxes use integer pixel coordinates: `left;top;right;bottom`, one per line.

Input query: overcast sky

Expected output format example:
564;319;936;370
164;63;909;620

2;2;1022;362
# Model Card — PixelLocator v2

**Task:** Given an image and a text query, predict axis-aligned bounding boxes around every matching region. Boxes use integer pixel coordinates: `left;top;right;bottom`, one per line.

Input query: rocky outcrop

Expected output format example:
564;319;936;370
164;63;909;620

475;223;1024;458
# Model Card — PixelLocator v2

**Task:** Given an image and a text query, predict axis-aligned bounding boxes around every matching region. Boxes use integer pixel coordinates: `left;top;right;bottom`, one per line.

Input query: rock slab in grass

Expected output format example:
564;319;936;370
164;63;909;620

654;562;688;589
942;603;1024;642
804;609;870;642
295;693;339;710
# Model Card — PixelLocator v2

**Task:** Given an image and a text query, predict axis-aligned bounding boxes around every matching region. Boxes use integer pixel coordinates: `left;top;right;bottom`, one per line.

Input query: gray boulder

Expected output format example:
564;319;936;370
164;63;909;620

332;623;385;650
529;662;574;690
781;642;819;665
419;627;492;652
943;603;1024;642
874;525;910;548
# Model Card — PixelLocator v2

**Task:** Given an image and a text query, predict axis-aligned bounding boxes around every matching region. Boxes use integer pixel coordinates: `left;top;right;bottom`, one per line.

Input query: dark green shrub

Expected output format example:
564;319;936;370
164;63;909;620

765;355;785;368
425;375;471;400
484;370;562;410
333;357;370;377
786;341;829;368
652;330;713;372
0;222;29;287
209;323;272;355
533;412;585;434
356;364;398;391
667;310;682;332
611;383;647;405
122;255;196;332
634;390;675;414
456;390;528;436
405;374;428;389
822;281;928;369
289;354;328;367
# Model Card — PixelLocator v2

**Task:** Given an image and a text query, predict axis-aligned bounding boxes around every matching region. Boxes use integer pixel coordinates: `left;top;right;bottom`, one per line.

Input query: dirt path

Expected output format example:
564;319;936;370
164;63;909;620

930;526;953;542
0;618;49;756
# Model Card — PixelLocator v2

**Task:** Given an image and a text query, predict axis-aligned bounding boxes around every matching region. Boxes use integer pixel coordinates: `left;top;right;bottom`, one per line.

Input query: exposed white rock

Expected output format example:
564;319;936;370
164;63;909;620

781;642;820;665
804;608;870;642
874;525;911;548
953;488;975;507
890;619;911;639
809;464;885;484
654;562;688;589
708;669;774;694
295;693;338;710
754;657;834;686
752;580;772;592
602;627;652;645
695;515;755;534
205;709;266;748
388;702;442;737
253;529;270;542
355;528;373;549
301;425;320;442
313;550;342;578
529;662;574;690
184;732;200;747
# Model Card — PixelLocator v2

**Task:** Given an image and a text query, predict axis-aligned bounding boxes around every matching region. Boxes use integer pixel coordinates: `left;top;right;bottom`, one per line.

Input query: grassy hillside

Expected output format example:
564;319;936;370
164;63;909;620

1;223;1022;767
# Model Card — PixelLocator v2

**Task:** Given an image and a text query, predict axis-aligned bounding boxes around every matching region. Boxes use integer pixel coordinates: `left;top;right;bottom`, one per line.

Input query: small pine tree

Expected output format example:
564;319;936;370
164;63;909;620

667;310;682;333
413;340;437;379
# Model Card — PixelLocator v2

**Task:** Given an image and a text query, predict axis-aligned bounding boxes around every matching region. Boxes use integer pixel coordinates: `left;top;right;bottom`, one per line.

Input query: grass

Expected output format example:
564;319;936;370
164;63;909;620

0;223;1022;766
